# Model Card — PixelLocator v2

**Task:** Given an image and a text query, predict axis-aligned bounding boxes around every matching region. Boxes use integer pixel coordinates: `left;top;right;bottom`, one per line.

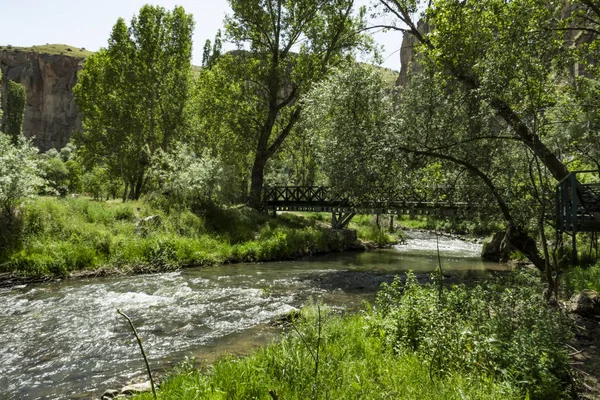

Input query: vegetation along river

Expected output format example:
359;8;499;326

0;231;506;399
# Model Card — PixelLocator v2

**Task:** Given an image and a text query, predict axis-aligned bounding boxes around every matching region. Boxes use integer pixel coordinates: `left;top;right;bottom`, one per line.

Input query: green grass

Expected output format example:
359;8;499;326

372;270;573;400
0;197;360;277
0;44;92;58
563;262;600;296
133;305;521;400
132;271;574;400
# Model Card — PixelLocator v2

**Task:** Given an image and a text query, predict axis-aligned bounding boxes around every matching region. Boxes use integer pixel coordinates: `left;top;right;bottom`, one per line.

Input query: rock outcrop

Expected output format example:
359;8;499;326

568;289;600;316
0;49;84;151
396;20;430;87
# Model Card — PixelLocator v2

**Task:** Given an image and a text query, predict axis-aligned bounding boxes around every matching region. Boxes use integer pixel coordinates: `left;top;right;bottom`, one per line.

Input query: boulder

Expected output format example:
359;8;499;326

568;289;600;316
481;231;514;263
101;389;120;398
121;381;152;395
136;215;162;234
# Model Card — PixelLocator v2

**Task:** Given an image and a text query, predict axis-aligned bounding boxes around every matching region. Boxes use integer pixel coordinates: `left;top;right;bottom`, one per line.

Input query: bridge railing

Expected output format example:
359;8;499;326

263;186;472;210
556;170;600;233
263;186;346;205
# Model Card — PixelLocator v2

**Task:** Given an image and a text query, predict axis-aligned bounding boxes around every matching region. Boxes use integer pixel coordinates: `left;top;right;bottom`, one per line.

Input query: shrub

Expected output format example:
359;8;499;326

369;271;573;400
40;156;69;193
563;262;600;295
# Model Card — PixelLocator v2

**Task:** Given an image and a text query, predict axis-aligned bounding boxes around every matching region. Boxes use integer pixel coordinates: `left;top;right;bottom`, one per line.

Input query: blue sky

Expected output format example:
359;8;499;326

0;0;404;70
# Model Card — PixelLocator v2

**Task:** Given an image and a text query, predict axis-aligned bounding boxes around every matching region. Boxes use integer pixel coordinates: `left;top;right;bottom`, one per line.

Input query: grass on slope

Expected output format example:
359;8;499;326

0;44;92;58
0;197;358;277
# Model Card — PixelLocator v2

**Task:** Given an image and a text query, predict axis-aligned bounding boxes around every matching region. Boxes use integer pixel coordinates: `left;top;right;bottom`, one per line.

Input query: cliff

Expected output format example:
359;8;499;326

396;20;430;87
0;46;87;151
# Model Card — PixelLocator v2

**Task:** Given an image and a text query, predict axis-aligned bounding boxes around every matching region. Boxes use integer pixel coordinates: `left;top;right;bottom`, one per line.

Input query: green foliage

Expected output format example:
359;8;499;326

351;215;401;246
40;154;69;193
369;271;573;399
0;133;45;216
150;143;225;207
563;262;600;296
0;197;356;277
3;80;26;144
197;0;370;208
0;44;93;58
81;166;111;200
74;5;195;200
132;305;519;400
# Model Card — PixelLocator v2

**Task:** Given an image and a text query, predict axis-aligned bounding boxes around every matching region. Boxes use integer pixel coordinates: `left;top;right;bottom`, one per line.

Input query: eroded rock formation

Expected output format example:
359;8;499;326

0;50;83;151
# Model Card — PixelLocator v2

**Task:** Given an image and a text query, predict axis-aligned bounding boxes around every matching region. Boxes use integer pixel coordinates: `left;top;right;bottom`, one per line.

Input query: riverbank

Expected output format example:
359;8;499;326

128;269;575;400
0;197;404;287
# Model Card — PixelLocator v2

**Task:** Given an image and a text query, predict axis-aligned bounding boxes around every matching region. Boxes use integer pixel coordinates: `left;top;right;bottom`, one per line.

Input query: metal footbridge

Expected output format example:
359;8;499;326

556;170;600;263
263;186;477;229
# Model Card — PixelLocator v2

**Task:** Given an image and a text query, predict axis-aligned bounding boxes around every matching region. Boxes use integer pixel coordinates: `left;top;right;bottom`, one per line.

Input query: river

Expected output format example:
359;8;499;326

0;231;505;399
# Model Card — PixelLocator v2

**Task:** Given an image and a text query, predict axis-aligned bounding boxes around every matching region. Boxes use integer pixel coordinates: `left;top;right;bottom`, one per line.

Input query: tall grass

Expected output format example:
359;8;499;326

131;270;574;400
370;270;573;400
133;306;520;400
0;197;359;277
563;262;600;296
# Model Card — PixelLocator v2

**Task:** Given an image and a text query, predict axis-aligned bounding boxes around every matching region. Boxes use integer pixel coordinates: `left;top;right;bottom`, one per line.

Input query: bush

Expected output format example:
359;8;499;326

369;271;573;399
132;304;520;400
40;156;69;193
563;262;600;296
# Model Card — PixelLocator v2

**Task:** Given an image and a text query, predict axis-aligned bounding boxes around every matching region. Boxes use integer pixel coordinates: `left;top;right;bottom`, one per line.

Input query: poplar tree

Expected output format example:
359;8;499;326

74;5;195;200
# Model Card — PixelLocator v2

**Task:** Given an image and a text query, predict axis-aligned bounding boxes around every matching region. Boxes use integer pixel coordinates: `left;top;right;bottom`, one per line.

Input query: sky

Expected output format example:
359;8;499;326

0;0;404;70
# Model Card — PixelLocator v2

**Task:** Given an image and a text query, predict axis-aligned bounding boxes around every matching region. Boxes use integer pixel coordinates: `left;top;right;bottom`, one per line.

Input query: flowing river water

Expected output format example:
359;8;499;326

0;231;506;399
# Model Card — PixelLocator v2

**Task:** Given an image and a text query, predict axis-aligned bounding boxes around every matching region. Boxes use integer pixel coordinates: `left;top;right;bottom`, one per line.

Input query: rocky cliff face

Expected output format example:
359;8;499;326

0;50;83;151
396;20;430;87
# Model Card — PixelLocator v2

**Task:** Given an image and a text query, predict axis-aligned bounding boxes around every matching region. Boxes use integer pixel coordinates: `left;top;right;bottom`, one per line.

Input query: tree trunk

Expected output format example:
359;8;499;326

249;155;267;210
506;226;546;272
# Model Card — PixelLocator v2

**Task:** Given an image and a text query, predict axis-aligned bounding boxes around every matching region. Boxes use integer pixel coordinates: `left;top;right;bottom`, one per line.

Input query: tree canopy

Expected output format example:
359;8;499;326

73;5;195;200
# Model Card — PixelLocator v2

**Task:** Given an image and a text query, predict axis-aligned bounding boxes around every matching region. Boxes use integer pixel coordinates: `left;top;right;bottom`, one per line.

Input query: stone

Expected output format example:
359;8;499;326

121;381;152;395
0;49;84;151
568;290;600;316
136;215;162;234
101;388;120;398
481;231;514;263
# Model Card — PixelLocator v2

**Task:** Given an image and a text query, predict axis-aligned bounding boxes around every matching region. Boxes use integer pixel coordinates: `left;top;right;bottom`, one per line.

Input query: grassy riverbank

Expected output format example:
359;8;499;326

0;197;400;278
132;270;573;400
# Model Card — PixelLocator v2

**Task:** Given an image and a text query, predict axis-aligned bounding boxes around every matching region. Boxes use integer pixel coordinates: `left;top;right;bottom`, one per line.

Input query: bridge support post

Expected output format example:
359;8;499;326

332;212;355;230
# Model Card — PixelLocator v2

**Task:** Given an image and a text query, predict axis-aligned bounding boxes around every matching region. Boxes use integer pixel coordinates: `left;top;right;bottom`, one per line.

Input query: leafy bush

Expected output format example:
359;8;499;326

369;271;573;399
0;134;45;259
0;134;45;215
151;143;226;207
563;262;600;296
133;305;519;400
40;155;69;193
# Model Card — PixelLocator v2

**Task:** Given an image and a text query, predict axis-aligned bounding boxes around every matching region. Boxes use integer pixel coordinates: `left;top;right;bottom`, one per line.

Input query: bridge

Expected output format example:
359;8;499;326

556;170;600;264
262;186;477;229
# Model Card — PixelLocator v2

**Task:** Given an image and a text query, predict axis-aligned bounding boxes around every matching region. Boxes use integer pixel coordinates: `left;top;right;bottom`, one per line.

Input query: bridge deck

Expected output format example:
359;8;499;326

263;186;476;216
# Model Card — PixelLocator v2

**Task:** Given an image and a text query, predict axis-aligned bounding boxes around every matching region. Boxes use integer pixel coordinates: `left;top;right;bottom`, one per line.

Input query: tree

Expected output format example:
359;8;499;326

2;80;26;145
202;30;223;69
206;0;370;209
0;133;45;217
74;5;195;200
374;0;570;182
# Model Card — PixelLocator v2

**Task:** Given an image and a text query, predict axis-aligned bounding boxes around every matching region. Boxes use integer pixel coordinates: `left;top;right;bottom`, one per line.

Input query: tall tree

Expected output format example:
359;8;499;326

208;0;369;209
74;5;195;200
202;30;223;69
374;0;570;182
2;81;26;145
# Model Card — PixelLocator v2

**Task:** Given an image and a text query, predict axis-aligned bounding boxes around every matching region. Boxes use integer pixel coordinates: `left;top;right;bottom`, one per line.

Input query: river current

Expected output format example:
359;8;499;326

0;231;504;399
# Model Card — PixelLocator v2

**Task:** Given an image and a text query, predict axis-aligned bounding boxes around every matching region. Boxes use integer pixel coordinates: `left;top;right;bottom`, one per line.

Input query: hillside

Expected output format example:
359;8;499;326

0;44;92;58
